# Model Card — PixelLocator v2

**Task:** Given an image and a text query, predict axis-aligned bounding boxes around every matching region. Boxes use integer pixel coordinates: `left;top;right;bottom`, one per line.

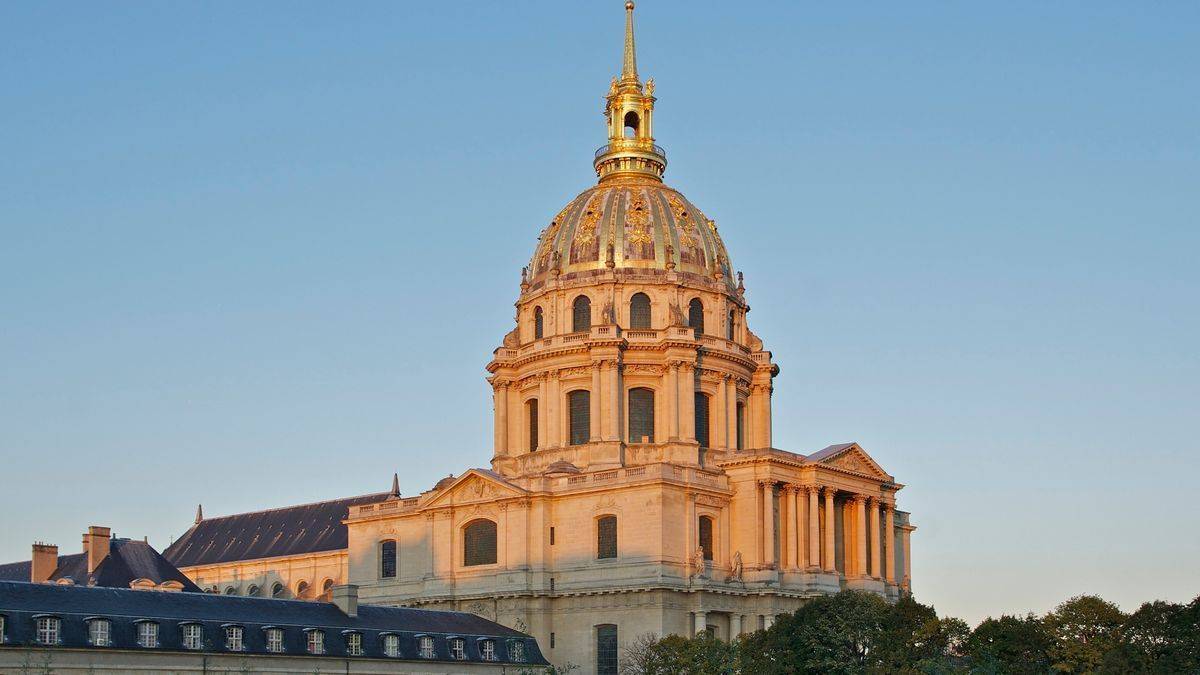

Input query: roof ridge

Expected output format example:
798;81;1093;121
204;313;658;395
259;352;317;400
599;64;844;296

195;492;389;522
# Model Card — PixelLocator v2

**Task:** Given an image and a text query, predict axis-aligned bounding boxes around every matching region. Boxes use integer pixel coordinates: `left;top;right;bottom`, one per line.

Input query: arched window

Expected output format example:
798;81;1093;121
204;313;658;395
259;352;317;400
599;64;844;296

246;584;259;597
736;402;745;450
321;579;333;599
628;388;655;444
271;582;285;598
223;586;237;595
463;519;498;567
727;310;736;340
380;540;397;578
527;399;539;451
688;298;705;335
623;111;639;139
698;515;714;561
295;580;309;598
695;393;710;448
597;624;619;675
597;515;617;559
568;390;590;445
572;295;591;332
629;293;651;329
534;306;544;339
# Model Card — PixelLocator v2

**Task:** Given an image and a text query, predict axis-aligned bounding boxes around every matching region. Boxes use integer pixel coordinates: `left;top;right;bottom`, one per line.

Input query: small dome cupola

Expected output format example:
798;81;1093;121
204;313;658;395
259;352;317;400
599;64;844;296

594;2;667;183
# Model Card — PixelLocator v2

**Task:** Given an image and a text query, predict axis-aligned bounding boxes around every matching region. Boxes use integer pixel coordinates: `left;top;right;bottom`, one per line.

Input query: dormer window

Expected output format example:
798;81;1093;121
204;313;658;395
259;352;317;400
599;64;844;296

510;639;527;663
480;638;497;661
88;617;114;646
265;627;284;653
181;623;203;650
345;631;363;656
225;625;245;652
449;637;466;660
0;615;6;644
418;635;435;659
306;629;325;655
382;633;401;658
136;621;159;648
35;616;60;645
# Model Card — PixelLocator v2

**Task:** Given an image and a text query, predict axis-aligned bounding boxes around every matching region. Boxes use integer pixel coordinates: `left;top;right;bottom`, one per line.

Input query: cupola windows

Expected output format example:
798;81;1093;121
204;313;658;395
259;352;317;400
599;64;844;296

623;111;640;139
533;306;544;339
628;388;655;444
526;399;539;451
572;295;591;332
568;390;590;445
629;293;651;329
688;298;705;335
695;392;710;448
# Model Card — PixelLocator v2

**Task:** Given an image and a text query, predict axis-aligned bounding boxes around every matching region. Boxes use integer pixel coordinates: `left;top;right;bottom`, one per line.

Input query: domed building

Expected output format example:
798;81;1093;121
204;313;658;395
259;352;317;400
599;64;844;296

164;5;915;674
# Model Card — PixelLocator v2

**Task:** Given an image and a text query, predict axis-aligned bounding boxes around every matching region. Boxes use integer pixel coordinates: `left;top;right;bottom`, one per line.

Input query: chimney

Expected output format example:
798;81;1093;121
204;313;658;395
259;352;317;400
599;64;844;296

31;543;58;582
331;584;359;617
83;526;111;574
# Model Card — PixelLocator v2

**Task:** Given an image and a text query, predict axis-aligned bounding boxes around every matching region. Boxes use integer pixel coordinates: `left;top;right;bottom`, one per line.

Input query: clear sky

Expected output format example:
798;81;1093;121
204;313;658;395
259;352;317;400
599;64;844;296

1;1;1197;625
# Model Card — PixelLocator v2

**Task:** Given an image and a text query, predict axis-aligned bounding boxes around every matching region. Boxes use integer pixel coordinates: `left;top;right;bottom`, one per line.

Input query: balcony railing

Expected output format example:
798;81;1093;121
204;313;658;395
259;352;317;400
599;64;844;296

594;141;666;160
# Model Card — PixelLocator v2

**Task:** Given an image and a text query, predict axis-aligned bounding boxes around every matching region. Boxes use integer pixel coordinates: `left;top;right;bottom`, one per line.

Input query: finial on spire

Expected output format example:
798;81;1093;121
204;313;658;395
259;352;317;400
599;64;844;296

390;472;400;498
194;504;203;524
621;1;639;85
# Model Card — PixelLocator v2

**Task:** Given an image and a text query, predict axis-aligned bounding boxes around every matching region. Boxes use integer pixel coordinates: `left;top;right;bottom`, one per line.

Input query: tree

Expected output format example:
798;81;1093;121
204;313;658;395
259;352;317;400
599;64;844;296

1043;595;1125;673
965;614;1054;674
871;595;968;673
740;590;890;675
1101;596;1200;673
621;633;738;675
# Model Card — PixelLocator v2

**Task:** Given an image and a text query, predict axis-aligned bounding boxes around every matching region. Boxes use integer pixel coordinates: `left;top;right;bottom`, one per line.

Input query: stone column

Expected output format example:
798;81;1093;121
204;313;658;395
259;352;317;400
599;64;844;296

547;372;560;448
680;363;696;442
885;504;896;583
590;363;602;442
693;610;707;637
807;486;820;570
763;614;775;629
855;496;868;578
730;614;742;637
713;372;727;449
537;375;548;450
493;381;508;456
761;481;775;569
869;498;881;579
822;488;837;572
605;360;620;441
785;486;799;570
725;376;738;449
666;363;679;440
902;528;912;591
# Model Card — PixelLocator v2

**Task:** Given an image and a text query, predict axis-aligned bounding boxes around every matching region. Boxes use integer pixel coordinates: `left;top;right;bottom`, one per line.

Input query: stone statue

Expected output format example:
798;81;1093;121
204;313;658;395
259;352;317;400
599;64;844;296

609;77;619;95
605;242;615;268
645;77;655;96
601;301;614;324
691;547;707;578
726;551;744;582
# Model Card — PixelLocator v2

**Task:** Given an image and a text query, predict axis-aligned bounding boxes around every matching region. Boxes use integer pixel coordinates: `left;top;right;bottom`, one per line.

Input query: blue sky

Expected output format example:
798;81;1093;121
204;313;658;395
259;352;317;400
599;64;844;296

1;1;1196;624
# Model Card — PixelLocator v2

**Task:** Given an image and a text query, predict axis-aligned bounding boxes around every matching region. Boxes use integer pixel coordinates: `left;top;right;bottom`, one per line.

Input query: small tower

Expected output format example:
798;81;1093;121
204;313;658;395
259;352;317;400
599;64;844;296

594;2;667;183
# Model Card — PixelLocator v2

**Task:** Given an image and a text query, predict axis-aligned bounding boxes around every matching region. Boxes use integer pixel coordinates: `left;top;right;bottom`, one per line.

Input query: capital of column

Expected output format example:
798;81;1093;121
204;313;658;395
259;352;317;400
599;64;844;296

758;479;777;489
867;496;881;508
821;486;837;498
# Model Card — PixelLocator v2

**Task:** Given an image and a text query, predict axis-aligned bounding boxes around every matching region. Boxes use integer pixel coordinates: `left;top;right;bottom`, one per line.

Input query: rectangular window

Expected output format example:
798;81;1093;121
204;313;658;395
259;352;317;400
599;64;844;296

182;623;203;650
380;540;397;578
628;388;655;443
307;630;325;655
450;637;466;660
383;634;400;658
137;622;158;648
511;640;526;662
346;632;363;656
88;619;111;647
698;515;714;561
736;402;745;450
550;632;555;649
568;390;590;445
266;628;284;653
528;400;539;451
419;635;435;659
694;392;710;448
596;624;618;675
549;526;555;545
0;615;5;644
225;625;244;651
481;639;496;661
36;617;59;645
597;515;617;559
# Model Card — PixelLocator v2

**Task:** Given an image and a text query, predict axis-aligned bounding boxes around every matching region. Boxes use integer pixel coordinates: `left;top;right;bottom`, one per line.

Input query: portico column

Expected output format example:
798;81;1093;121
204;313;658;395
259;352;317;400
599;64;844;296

680;363;696;442
807;486;820;570
855;496;868;578
713;372;727;449
493;381;508;456
902;528;912;591
785;486;798;570
724;376;737;449
885;504;896;583
730;614;742;637
869;497;881;579
822;488;837;572
761;481;775;568
605;361;620;441
589;363;602;441
547;371;560;447
693;610;707;637
537;375;548;450
666;363;679;440
763;614;775;629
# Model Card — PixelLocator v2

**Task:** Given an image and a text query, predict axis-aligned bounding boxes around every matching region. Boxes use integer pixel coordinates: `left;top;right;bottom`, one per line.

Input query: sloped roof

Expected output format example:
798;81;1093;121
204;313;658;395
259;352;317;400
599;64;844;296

805;442;857;462
0;539;199;591
0;581;546;665
163;493;387;568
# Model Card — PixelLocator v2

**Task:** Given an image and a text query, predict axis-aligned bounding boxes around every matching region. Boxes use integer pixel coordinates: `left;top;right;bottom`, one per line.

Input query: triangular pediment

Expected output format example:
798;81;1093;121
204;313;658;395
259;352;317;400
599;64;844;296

808;443;893;481
423;469;527;508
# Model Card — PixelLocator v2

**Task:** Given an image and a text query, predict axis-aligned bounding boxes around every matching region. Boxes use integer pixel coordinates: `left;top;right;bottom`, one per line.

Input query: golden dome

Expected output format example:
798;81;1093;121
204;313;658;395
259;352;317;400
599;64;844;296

525;181;734;292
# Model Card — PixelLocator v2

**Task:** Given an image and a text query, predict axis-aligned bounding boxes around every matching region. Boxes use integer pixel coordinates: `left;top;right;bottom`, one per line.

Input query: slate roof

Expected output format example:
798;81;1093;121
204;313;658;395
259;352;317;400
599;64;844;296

805;442;857;462
0;581;546;665
163;493;387;568
0;539;200;592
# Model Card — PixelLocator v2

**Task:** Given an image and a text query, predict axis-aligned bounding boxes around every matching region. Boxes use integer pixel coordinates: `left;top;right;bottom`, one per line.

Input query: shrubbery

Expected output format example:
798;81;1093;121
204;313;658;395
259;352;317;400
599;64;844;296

619;591;1199;674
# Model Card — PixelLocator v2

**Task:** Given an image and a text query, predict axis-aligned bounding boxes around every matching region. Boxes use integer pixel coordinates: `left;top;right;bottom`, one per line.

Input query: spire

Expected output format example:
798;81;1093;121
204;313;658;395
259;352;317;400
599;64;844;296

390;473;400;498
194;504;203;524
621;1;639;86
